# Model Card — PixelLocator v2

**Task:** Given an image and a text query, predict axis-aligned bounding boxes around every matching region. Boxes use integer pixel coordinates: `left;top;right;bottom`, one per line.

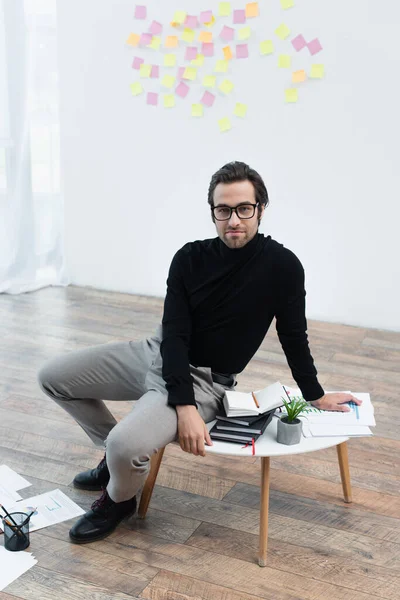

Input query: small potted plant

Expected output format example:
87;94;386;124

277;397;309;445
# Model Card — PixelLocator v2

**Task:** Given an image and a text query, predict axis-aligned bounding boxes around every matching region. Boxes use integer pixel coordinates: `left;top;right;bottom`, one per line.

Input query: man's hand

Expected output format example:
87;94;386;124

176;405;213;457
311;392;362;411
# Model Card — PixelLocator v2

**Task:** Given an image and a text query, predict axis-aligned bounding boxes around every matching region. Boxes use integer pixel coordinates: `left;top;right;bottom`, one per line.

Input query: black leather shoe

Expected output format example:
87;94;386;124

73;455;110;490
69;489;137;544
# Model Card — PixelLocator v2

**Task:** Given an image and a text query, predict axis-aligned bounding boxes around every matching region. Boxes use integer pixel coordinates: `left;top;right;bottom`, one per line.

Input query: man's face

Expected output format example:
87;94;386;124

212;180;264;249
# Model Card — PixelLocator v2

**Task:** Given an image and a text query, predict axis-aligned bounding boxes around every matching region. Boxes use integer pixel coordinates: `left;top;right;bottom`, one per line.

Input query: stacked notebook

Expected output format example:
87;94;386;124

209;410;274;444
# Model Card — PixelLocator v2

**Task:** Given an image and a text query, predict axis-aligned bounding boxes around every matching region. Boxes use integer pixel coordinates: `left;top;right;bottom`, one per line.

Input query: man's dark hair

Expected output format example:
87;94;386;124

207;161;269;220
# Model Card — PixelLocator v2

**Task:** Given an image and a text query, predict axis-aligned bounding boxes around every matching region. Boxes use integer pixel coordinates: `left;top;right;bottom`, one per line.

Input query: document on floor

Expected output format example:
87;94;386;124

0;546;37;591
3;489;85;532
0;465;32;505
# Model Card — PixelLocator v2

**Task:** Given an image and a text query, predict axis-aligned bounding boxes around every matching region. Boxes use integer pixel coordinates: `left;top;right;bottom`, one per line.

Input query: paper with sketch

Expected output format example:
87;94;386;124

0;547;37;591
3;489;85;533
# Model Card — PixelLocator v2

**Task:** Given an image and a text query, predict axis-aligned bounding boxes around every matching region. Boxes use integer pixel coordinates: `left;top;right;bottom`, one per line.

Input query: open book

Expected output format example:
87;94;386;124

223;381;288;417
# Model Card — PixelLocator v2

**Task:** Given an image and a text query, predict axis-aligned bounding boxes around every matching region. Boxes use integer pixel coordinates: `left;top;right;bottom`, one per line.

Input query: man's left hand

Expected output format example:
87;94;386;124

311;392;362;411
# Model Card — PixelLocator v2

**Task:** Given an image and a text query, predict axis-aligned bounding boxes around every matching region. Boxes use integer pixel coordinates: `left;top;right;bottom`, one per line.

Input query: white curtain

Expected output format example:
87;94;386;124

0;0;68;294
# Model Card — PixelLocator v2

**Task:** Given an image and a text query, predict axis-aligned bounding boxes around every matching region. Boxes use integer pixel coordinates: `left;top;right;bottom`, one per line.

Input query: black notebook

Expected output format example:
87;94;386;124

209;410;274;444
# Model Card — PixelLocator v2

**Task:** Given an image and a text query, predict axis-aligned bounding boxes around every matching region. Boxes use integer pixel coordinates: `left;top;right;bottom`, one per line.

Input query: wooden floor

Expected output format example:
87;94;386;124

0;285;399;600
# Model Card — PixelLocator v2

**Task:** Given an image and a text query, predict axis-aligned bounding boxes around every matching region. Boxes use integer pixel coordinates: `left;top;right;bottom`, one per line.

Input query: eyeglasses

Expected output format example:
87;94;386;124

211;203;259;221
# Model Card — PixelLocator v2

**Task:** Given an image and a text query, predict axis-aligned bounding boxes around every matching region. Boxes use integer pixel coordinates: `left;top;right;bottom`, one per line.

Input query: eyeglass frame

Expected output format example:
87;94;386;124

211;202;260;221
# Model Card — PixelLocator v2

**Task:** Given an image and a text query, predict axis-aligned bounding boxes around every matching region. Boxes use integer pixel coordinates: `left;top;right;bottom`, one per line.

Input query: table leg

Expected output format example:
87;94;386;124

258;456;270;567
336;441;352;503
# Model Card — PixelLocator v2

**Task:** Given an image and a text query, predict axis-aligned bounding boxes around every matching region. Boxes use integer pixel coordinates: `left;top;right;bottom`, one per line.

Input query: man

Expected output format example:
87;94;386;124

38;161;361;544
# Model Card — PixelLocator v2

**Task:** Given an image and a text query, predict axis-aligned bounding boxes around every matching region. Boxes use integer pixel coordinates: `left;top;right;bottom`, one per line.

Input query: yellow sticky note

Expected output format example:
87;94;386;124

234;102;247;118
192;54;205;66
183;67;197;81
205;15;216;27
165;35;179;48
218;2;232;16
310;64;325;78
219;117;232;132
173;11;186;24
161;74;175;89
223;46;233;60
164;53;177;67
148;36;161;50
203;75;216;88
278;54;291;68
163;94;176;108
280;0;294;8
260;40;274;55
192;103;204;117
219;79;234;94
245;2;259;18
130;82;143;96
139;64;151;78
238;26;251;40
126;33;140;47
181;28;195;43
285;88;298;103
292;69;306;83
215;60;229;73
199;30;213;43
275;23;290;39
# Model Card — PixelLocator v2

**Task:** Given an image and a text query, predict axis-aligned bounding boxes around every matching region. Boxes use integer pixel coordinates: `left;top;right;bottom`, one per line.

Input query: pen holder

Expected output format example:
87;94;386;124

2;512;31;551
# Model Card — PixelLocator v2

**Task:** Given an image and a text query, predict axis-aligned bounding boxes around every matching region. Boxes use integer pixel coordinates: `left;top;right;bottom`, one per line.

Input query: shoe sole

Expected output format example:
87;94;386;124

72;481;106;491
69;508;137;544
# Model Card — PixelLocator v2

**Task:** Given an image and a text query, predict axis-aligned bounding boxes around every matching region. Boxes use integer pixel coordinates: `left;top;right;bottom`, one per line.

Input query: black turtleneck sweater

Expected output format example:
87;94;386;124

160;233;324;407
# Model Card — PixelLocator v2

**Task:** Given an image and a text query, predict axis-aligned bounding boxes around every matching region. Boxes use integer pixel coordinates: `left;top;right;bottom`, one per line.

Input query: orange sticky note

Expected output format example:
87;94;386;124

126;33;140;46
292;69;306;83
165;35;179;48
223;46;233;60
199;30;213;43
245;2;259;18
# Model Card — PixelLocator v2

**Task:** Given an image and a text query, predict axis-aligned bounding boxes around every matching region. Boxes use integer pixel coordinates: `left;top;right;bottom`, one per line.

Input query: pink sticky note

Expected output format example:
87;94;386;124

140;33;152;46
201;90;215;107
132;56;144;69
150;65;159;78
236;43;249;59
308;38;323;55
185;15;198;29
149;20;163;35
176;81;190;98
147;92;158;106
200;10;213;24
134;5;147;19
185;46;198;61
233;9;246;24
291;34;307;52
202;42;214;57
220;25;235;41
177;67;186;79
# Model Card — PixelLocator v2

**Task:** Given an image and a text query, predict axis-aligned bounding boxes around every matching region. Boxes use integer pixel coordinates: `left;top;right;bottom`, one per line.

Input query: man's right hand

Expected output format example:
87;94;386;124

176;405;213;457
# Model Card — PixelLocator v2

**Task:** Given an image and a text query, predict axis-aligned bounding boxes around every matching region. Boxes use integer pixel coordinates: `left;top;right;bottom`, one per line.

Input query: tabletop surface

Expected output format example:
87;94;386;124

206;416;348;457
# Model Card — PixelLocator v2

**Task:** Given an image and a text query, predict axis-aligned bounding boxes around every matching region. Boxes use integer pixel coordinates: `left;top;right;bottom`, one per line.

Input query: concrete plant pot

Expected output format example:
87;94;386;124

277;416;302;445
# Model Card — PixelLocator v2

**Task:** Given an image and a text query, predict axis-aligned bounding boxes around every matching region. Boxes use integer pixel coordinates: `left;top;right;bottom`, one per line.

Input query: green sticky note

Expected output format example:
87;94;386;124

161;74;175;88
215;59;229;73
280;0;294;8
238;26;251;40
148;36;161;50
192;103;204;117
173;11;187;24
234;102;247;118
183;67;197;81
310;64;325;78
285;88;298;103
203;75;216;88
192;54;205;66
181;28;195;43
164;53;177;67
130;82;143;96
278;54;291;68
218;117;232;132
163;94;176;108
219;79;234;94
275;23;290;40
218;2;232;16
260;40;274;55
139;64;152;78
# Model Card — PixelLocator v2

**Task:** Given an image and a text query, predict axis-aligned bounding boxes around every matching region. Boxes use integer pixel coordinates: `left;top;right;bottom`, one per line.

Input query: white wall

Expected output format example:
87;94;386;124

57;0;400;331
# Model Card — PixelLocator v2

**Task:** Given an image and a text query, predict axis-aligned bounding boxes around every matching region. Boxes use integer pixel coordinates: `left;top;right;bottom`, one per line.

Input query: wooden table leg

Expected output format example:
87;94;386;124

138;447;165;519
258;456;270;567
336;441;352;503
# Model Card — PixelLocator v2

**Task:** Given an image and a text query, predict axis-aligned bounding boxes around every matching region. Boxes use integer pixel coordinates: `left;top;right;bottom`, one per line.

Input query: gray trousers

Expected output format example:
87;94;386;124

37;325;233;502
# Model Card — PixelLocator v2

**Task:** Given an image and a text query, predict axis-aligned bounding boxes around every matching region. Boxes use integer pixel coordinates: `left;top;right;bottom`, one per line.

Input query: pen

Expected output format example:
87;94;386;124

0;504;20;530
251;391;260;409
349;401;359;420
282;385;291;403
